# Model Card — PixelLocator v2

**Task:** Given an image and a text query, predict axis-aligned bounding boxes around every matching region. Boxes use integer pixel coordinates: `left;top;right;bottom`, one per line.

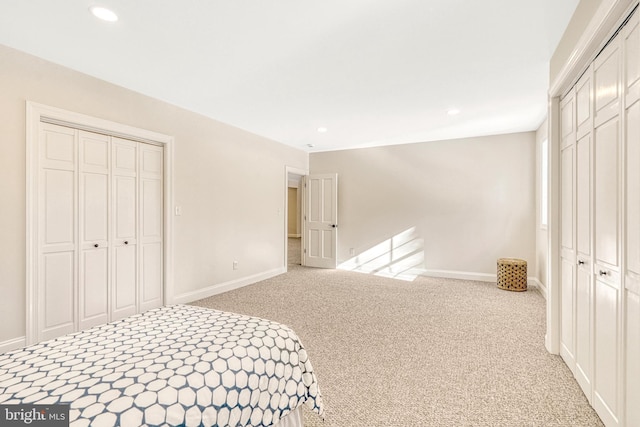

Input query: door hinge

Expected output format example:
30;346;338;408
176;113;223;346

304;248;307;254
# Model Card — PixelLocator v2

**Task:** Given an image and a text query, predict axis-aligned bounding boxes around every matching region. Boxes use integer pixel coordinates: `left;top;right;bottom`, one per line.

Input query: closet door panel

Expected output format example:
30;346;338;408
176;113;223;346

626;101;640;280
594;42;621;127
561;258;576;367
139;177;162;309
39;124;77;341
593;279;620;426
43;169;75;247
41;125;75;170
139;144;163;311
561;146;575;252
575;70;593;401
113;245;137;320
112;138;138;320
141;243;163;307
594;117;620;269
561;95;575;143
576;74;592;137
575;266;592;396
82;174;108;242
78;131;110;330
113;142;137;174
80;249;108;320
626;291;640;427
560;89;577;372
577;135;592;256
114;176;137;241
624;17;640;105
576;134;591;258
141;179;162;239
41;252;75;340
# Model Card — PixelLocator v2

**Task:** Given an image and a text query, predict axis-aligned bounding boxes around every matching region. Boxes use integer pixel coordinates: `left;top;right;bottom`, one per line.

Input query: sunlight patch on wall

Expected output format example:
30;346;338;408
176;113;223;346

338;227;425;281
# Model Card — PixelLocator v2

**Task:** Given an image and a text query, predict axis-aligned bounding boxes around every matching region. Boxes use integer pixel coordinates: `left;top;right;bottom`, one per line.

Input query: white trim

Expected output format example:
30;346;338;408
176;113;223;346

26;101;175;344
531;278;548;300
0;337;26;355
422;269;543;292
547;96;562;354
171;267;286;304
550;0;636;97
422;269;496;282
288;234;302;238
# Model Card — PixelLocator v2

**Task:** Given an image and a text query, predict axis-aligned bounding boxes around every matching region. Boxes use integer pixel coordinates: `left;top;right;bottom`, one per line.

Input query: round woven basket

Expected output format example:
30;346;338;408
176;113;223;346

497;258;527;292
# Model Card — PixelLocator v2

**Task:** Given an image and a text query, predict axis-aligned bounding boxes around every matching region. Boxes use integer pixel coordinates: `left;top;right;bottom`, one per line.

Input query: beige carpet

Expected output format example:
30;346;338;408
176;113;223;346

191;244;603;426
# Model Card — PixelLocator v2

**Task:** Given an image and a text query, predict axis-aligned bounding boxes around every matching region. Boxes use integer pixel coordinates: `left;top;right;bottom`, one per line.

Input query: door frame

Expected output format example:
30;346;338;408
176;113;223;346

284;166;308;271
25;101;175;345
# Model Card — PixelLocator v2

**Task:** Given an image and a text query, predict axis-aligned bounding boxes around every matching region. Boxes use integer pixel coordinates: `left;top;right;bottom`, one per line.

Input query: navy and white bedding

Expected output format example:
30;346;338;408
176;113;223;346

0;305;324;426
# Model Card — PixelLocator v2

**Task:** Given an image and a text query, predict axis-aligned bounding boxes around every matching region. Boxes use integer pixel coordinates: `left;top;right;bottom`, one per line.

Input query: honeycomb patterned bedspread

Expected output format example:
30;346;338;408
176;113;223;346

0;305;324;426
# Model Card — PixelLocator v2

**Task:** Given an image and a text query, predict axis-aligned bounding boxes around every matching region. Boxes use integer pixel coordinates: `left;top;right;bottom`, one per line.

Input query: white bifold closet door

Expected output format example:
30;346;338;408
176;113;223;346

558;9;640;427
37;122;163;342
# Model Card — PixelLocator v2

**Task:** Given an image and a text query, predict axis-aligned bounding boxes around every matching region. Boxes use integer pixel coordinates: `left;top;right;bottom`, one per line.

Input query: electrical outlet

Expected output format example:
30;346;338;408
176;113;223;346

233;261;238;270
175;206;182;216
349;248;355;256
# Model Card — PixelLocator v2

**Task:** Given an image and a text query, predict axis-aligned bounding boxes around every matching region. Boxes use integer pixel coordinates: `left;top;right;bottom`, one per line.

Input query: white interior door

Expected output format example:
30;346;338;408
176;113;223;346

303;173;338;269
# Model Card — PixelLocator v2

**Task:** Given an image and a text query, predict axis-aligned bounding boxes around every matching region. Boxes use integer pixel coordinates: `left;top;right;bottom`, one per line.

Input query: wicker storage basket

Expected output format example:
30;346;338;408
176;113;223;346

497;258;527;291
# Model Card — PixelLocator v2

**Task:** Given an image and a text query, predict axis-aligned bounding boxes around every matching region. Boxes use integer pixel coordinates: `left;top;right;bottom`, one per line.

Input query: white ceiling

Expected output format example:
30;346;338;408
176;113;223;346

0;0;579;152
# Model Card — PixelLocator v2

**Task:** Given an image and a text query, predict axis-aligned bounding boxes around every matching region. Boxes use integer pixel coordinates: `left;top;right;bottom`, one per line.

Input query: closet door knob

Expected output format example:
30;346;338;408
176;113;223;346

94;244;99;248
577;260;585;265
124;241;129;245
599;270;608;276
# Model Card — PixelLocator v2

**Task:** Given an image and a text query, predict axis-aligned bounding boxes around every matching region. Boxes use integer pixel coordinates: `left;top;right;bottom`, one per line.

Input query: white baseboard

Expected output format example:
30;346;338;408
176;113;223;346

421;269;496;282
422;269;544;296
530;278;547;299
171;267;286;304
0;336;26;355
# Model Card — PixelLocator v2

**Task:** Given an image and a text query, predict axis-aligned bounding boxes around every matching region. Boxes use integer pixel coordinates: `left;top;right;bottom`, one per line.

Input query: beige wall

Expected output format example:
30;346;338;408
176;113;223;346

0;44;307;343
550;0;604;84
536;119;549;295
310;132;536;278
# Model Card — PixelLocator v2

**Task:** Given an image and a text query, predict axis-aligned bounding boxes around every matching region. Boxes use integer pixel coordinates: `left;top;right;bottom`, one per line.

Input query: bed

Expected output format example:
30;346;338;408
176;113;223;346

0;305;324;426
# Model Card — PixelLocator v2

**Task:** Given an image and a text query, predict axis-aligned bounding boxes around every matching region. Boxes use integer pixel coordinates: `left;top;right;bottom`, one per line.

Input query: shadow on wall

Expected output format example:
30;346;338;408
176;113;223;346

338;227;425;281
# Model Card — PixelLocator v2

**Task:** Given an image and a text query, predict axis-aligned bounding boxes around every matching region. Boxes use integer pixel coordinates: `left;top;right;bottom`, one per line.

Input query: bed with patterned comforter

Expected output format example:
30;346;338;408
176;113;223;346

0;305;324;426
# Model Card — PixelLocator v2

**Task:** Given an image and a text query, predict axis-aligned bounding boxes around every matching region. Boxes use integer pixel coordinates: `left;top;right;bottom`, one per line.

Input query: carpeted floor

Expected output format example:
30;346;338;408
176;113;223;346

191;239;603;426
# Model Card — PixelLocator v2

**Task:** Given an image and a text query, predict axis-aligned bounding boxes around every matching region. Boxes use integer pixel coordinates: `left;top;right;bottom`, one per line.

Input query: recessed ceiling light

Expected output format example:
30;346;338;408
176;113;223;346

447;108;461;116
89;6;118;22
317;127;328;133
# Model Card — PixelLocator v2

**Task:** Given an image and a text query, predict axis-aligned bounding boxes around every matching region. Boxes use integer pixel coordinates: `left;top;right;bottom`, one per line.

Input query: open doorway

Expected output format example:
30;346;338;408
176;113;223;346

285;167;306;269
